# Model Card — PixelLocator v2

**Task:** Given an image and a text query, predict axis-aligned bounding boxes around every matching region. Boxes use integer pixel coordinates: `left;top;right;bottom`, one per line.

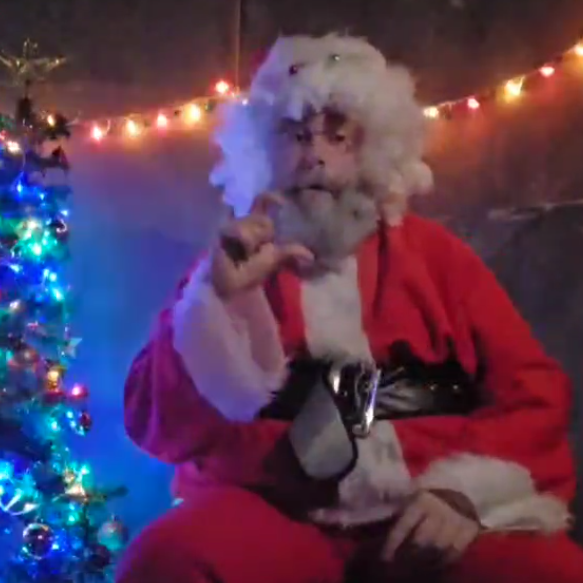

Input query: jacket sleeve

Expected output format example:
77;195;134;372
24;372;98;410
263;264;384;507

414;245;575;531
338;236;575;533
123;258;292;489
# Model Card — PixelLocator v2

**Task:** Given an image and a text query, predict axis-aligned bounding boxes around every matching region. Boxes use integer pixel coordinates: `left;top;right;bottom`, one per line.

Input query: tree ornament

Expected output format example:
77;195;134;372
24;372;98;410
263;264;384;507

70;383;89;400
45;364;63;388
42;385;66;405
97;517;129;553
43;363;65;403
22;522;54;559
0;39;66;89
43;113;71;141
78;411;92;434
64;481;88;502
48;217;68;242
12;345;41;369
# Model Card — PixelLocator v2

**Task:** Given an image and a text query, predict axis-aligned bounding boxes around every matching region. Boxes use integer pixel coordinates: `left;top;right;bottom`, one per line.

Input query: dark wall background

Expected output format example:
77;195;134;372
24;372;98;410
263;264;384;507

2;0;583;113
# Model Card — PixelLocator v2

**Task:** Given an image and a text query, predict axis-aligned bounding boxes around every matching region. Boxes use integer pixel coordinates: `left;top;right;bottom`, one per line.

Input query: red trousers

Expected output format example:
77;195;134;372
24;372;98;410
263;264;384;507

116;487;583;583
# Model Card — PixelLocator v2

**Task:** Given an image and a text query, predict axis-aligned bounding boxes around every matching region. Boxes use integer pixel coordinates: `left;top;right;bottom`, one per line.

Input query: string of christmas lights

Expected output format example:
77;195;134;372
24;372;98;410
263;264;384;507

422;38;583;119
3;36;583;145
83;79;235;143
74;36;583;142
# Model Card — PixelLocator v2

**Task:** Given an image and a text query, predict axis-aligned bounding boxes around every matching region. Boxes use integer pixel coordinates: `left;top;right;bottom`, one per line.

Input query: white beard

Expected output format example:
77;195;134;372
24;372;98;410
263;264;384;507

272;188;379;273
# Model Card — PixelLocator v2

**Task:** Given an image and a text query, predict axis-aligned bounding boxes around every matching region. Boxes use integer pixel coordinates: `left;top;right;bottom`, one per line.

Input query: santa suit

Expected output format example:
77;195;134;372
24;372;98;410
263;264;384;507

117;215;583;583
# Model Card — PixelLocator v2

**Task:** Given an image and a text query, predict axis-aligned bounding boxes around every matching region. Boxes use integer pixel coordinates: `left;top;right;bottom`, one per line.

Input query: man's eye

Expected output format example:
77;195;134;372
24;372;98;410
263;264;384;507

295;132;310;143
331;133;346;143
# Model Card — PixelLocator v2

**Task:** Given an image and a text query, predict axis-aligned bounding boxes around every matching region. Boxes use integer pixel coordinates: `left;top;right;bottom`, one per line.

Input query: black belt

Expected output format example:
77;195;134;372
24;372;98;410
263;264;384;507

261;358;479;425
260;358;480;483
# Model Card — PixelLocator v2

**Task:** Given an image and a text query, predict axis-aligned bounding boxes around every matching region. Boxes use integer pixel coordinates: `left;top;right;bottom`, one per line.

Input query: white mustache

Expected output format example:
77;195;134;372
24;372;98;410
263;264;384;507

269;188;379;271
288;169;343;193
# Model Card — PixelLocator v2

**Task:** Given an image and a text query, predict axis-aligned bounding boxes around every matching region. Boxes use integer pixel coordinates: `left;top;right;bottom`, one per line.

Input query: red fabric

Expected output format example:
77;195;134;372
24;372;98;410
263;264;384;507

115;487;583;583
381;218;574;496
116;488;345;583
124;213;575;506
124;270;330;510
124;307;318;506
448;531;583;583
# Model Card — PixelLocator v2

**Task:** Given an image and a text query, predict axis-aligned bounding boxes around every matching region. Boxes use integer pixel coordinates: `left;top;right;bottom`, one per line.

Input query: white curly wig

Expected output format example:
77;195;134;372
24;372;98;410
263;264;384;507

210;33;433;222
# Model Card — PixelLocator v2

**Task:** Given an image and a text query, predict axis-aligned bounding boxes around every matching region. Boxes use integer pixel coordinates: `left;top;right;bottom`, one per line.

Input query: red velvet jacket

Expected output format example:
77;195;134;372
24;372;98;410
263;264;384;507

124;214;575;532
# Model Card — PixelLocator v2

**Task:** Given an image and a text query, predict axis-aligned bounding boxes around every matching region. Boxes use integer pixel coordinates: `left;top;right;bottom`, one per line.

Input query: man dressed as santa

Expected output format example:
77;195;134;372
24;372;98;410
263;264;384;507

117;34;583;583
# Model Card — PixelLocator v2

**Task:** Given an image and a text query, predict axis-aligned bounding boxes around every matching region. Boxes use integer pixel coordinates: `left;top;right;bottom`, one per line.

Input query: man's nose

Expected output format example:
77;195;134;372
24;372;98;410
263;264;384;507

301;141;326;169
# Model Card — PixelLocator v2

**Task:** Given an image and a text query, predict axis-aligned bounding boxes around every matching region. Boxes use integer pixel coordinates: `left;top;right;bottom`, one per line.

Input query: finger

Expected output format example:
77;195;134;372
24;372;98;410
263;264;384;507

412;516;443;550
245;218;275;249
210;246;243;298
412;519;462;570
443;523;480;564
383;502;425;561
278;243;315;268
227;215;273;241
223;217;274;253
244;242;314;282
212;239;310;297
250;192;286;215
406;516;449;568
248;214;275;232
222;214;272;238
230;243;284;290
431;518;461;552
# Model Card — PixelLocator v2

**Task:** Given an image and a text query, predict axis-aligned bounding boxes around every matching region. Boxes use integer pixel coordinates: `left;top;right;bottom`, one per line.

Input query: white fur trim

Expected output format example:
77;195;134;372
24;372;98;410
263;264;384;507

171;261;287;421
301;255;373;363
416;454;572;533
310;423;413;527
211;33;432;219
301;257;414;527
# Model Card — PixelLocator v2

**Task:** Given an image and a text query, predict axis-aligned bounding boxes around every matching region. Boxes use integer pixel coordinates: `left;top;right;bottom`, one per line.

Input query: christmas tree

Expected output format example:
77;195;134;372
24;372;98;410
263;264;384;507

0;94;127;581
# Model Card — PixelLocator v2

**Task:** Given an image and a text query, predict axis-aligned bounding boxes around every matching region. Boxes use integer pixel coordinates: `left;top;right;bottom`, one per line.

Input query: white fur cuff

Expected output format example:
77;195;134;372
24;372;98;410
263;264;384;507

172;261;288;421
416;454;572;533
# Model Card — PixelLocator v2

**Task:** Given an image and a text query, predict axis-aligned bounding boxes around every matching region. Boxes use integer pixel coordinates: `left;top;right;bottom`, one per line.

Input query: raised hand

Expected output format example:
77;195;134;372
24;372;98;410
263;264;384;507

211;193;314;298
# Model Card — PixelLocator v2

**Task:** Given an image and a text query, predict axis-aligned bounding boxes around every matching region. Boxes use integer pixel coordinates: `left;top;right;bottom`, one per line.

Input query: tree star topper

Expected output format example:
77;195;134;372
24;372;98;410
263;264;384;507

0;39;66;86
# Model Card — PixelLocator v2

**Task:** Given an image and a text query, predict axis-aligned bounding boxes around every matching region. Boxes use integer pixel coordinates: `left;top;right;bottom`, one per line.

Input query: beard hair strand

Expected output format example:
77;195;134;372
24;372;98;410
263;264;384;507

272;188;379;273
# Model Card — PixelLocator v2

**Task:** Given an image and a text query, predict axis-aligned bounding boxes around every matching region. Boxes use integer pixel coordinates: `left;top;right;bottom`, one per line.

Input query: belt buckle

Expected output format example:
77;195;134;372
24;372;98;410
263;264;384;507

328;362;381;438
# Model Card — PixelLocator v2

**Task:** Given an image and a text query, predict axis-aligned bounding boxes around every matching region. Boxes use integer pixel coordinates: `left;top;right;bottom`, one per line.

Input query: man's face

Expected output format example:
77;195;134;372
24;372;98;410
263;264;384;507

265;110;378;272
269;110;362;194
